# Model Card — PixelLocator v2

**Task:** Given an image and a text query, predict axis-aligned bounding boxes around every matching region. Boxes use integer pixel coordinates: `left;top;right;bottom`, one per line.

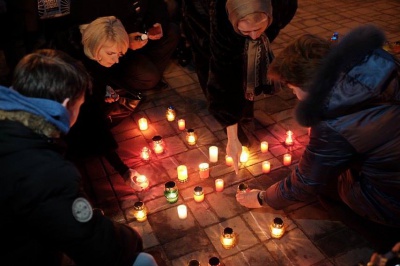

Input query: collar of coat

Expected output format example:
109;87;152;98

295;24;387;127
0;110;61;138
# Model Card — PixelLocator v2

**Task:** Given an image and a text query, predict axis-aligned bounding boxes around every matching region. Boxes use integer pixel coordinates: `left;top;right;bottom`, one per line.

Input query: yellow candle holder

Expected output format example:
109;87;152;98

270;217;285;238
193;186;204;202
133;201;147;222
220;227;237;249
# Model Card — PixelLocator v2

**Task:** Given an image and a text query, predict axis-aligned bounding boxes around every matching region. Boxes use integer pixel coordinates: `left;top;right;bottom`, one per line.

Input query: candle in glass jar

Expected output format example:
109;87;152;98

209;146;218;163
199;163;209;179
177;165;188;183
186;128;197;145
133;201;147;222
152;135;164;154
225;155;233;166
135;175;149;190
260;141;269;153
177;204;187;219
193;186;204;202
215;179;224;192
285;130;294;146
138;117;148;131
220;227;236;249
240;146;249;163
262;161;271;173
283;153;292;166
178;119;185;131
270;217;285;238
164;181;179;203
166;106;176;121
141;147;151;161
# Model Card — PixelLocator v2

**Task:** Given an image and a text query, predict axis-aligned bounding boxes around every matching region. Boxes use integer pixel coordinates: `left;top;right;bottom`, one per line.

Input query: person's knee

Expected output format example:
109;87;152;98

133;252;158;266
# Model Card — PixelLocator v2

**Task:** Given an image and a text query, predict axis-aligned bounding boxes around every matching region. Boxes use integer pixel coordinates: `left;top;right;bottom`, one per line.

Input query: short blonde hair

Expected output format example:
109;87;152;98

80;16;129;60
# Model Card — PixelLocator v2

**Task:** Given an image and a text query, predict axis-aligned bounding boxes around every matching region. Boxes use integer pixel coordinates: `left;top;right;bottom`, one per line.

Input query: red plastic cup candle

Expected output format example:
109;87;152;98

177;165;188;183
215;179;224;192
193;186;204;203
140;147;151;161
240;146;249;163
262;161;271;173
260;141;269;153
209;146;218;162
285;130;294;146
283;153;292;166
138;117;148;131
177;204;187;219
199;163;210;179
135;175;149;190
178;119;185;131
225;155;233;166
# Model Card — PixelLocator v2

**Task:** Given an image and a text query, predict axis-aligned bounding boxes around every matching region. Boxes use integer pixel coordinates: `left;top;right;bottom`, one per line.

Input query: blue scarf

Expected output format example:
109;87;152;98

0;85;70;134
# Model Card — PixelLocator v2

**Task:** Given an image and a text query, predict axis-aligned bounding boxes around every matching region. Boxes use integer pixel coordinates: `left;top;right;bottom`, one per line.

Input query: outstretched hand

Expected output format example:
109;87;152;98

236;189;264;208
129;32;148;50
148;23;163;40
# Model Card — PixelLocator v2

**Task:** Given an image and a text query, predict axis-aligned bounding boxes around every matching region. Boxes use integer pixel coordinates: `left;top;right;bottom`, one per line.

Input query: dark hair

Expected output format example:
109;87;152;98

12;49;92;104
268;34;331;91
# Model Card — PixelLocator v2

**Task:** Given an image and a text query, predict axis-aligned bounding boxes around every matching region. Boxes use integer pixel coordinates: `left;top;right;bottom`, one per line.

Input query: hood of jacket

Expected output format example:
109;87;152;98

296;24;399;127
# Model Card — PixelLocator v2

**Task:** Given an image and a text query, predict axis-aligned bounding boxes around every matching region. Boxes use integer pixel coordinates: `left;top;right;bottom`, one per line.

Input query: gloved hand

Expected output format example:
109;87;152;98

236;189;264;208
123;169;143;192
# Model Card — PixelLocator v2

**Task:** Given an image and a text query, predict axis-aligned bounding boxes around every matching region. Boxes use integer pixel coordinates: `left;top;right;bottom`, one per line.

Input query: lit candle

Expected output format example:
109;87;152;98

215;179;224;192
166;106;176;121
209;146;218;163
283;153;292;166
240;146;249;163
260;141;269;153
138;117;148;131
188;260;200;266
186;128;197;145
198;163;209;179
152;135;164;154
262;161;271;173
177;204;187;219
220;227;236;249
225;155;233;166
237;183;249;194
135;175;149;190
285;130;294;146
193;186;204;202
133;201;147;222
140;147;151;161
164;181;179;204
177;165;188;183
208;257;221;266
178;119;185;131
270;217;285;238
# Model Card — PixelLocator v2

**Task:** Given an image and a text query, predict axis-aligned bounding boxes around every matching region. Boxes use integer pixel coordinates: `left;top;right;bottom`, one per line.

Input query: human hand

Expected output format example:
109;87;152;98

147;23;163;40
123;169;143;192
236;189;264;208
368;242;400;266
226;137;242;174
129;32;148;50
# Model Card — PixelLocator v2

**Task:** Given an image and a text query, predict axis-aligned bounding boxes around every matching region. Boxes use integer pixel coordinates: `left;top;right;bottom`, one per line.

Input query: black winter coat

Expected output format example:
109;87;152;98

0;112;143;265
265;25;400;227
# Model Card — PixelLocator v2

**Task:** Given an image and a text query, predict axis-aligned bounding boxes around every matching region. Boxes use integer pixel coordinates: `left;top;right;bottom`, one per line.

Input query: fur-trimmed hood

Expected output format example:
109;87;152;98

296;24;399;127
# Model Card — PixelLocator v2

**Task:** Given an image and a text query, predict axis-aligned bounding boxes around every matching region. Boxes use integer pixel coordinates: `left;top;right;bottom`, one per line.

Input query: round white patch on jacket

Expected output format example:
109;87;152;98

72;197;93;222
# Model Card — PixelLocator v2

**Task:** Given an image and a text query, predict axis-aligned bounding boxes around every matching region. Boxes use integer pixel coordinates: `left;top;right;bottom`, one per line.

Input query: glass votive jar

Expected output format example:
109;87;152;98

177;204;187;219
198;162;209;179
133;201;147;222
166;105;176;121
177;165;188;183
237;182;249;194
193;186;204;203
135;175;149;190
188;259;200;266
164;181;179;204
208;257;220;266
215;179;224;192
186;128;197;145
270;217;285;239
138;117;148;131
285;130;294;146
141;146;151;161
152;135;164;154
220;227;237;249
260;141;269;153
239;146;249;163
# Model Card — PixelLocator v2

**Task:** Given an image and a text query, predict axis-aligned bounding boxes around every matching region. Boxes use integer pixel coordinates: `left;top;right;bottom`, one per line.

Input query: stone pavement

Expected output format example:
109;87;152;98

76;0;400;265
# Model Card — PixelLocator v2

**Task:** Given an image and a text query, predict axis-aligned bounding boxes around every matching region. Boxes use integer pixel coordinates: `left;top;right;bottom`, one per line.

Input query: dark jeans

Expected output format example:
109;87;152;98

109;22;180;91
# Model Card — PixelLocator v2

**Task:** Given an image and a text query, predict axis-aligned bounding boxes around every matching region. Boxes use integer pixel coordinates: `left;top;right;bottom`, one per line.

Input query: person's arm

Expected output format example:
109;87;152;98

226;123;242;174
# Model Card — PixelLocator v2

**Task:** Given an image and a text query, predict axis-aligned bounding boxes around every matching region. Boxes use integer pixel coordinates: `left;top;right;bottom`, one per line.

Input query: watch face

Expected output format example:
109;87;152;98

72;197;93;223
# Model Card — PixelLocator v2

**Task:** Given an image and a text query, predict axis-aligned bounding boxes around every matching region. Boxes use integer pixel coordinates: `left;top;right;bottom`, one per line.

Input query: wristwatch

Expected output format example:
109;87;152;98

257;191;265;206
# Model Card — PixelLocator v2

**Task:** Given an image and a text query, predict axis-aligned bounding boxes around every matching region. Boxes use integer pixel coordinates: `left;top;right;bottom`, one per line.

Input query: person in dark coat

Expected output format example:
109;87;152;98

236;24;400;252
181;0;297;173
0;49;157;265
